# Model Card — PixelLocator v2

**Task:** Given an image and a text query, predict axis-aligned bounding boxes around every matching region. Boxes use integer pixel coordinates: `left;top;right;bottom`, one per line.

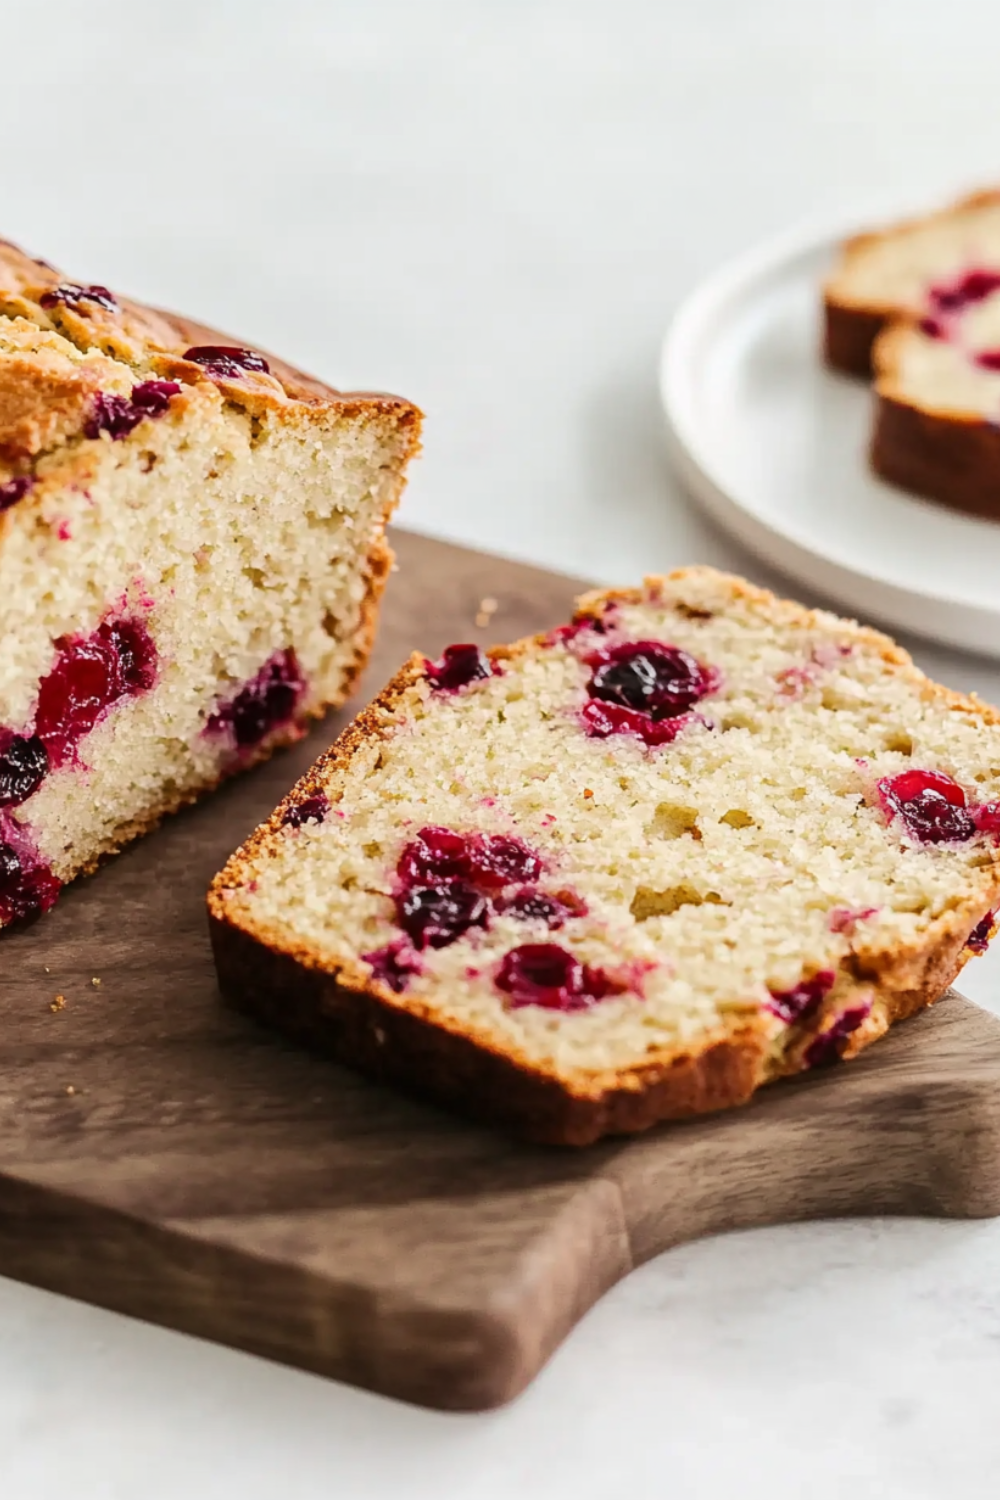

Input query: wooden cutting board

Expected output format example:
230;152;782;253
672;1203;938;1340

3;529;1000;1412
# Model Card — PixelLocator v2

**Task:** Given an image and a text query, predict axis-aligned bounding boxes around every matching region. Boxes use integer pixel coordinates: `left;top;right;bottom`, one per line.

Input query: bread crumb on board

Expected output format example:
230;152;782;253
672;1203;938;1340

475;596;498;628
50;994;65;1013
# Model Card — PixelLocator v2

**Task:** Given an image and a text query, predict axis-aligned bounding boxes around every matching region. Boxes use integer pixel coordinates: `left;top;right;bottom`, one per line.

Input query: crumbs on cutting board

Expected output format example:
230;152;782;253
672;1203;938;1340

50;994;65;1013
475;596;498;628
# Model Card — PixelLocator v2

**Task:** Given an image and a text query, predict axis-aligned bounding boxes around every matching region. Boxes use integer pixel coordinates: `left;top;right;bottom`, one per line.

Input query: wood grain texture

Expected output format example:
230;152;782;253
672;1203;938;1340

2;530;1000;1411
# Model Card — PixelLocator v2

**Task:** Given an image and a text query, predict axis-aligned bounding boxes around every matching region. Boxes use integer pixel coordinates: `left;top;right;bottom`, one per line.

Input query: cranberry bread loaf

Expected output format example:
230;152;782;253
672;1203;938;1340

0;237;420;931
209;568;1000;1146
824;189;1000;518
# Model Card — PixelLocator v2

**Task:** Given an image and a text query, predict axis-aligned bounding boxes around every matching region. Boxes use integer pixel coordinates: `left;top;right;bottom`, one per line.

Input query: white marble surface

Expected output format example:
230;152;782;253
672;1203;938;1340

5;1;1000;1494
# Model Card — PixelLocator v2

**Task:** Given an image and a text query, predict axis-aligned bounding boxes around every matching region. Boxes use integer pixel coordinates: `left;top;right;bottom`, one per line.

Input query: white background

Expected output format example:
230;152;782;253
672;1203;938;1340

5;1;1000;1495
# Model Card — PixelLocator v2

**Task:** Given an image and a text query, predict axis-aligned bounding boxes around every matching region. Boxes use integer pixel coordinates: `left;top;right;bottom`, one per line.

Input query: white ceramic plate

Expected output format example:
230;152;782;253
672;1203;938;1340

661;215;1000;658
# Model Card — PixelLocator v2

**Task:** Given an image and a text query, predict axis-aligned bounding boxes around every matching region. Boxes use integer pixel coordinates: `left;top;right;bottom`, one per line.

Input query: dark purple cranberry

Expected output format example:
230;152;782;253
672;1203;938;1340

396;827;543;893
918;316;945;339
129;379;180;414
501;890;580;929
766;969;836;1024
282;792;329;828
495;942;619;1011
85;381;180;441
587;641;717;719
803;1004;870;1069
580;698;694;746
40;283;118;314
0;735;48;807
362;942;421;993
85;393;136;441
396;881;489;950
878;769;976;844
424;644;493;692
207;649;304;751
35;617;157;767
967;913;996;955
183;345;270;378
0;843;60;927
929;268;1000;313
397;827;472;885
0;476;33;514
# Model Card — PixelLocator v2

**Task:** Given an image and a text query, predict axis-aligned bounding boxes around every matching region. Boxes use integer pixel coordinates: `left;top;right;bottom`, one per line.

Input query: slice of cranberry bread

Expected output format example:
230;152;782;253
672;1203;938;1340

824;189;1000;518
823;188;1000;376
209;568;1000;1145
0;237;421;931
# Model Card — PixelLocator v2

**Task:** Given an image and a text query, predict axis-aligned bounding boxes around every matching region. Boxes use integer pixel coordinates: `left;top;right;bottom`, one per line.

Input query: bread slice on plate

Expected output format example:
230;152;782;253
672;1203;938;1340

209;567;1000;1146
823;188;1000;376
824;189;1000;518
0;237;420;931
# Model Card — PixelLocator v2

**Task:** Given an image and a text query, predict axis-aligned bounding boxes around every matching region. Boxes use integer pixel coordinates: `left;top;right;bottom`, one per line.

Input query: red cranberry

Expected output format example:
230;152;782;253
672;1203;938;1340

397;827;471;884
929;268;1000;312
580;698;694;745
40;283;118;314
973;803;1000;836
35;617;157;767
207;649;304;751
975;350;1000;371
397;881;489;950
362;942;421;993
967;914;996;954
918;316;945;339
183;346;270;378
878;769;976;844
0;842;60;927
424;644;493;692
544;614;610;647
0;476;33;513
587;641;717;718
495;942;619;1010
281;792;329;828
804;1004;870;1068
766;969;836;1024
469;834;542;890
0;735;48;807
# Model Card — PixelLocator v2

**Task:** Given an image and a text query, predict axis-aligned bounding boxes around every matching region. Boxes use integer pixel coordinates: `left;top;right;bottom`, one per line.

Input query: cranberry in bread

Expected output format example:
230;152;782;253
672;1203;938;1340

0;238;421;931
209;568;1000;1145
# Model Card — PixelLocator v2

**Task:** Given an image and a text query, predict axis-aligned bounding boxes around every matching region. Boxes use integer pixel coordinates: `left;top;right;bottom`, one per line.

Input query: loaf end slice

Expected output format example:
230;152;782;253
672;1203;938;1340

209;568;1000;1145
0;238;421;930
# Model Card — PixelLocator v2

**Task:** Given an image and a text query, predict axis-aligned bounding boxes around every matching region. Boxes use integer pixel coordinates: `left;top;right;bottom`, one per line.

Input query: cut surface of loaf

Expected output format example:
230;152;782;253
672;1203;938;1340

824;189;1000;517
0;238;420;930
209;568;1000;1145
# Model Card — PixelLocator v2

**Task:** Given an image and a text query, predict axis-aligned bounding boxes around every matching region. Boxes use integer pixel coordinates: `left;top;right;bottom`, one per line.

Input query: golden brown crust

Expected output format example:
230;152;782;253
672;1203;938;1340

0;235;422;480
823;301;887;377
208;568;1000;1145
870;387;1000;520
